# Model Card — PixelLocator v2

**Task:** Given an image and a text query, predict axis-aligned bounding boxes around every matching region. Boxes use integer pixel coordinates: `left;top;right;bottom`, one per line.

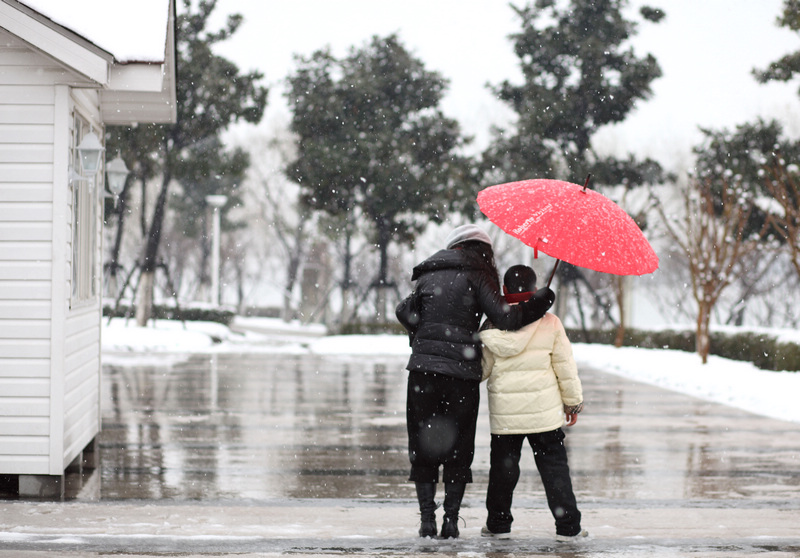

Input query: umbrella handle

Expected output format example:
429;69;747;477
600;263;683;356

546;259;561;288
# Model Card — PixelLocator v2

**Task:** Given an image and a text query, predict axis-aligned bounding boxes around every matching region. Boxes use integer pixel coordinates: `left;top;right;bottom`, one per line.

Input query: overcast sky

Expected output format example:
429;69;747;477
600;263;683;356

212;1;800;172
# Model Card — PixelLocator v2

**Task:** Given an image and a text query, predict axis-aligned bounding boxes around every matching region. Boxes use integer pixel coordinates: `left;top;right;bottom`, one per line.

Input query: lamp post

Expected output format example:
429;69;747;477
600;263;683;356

205;195;228;306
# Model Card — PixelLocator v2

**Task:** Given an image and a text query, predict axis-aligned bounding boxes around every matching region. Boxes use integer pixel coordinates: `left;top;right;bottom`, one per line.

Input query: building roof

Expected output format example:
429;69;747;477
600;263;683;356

18;0;169;63
1;0;176;124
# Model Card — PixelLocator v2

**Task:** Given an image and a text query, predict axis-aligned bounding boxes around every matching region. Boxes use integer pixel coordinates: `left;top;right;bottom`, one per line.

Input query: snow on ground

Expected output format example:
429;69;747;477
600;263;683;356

102;317;800;424
574;343;798;424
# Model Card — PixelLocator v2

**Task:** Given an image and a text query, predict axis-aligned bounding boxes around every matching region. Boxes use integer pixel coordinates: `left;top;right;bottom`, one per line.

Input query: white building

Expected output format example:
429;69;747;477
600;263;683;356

0;0;176;497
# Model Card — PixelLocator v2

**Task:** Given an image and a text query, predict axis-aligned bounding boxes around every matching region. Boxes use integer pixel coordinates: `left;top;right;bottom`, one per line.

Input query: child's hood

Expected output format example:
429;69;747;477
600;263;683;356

480;317;544;358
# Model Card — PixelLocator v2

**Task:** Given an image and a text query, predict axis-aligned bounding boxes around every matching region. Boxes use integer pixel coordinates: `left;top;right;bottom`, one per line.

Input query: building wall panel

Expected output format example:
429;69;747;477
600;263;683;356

0;45;56;472
0;17;108;477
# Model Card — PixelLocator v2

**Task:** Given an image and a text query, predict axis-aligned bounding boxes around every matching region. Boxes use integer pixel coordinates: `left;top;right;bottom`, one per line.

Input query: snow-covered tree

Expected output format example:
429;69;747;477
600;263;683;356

482;0;666;184
765;156;800;280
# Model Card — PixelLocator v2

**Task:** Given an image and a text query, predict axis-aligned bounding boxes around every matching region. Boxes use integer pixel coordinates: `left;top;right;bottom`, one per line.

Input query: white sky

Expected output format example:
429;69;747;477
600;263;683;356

23;0;800;170
210;0;800;171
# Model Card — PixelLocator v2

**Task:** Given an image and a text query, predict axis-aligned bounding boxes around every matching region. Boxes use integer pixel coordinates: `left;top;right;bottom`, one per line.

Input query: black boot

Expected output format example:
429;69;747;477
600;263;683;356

440;481;466;539
415;482;438;538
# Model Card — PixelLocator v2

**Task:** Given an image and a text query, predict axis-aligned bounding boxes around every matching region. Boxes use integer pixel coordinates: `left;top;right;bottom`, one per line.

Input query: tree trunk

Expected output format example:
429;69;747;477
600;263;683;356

135;271;154;326
695;302;711;364
375;222;392;322
233;251;245;314
553;261;570;320
106;179;129;299
135;160;172;327
339;223;354;327
199;212;211;299
613;276;629;348
283;250;301;322
282;216;308;322
139;175;148;237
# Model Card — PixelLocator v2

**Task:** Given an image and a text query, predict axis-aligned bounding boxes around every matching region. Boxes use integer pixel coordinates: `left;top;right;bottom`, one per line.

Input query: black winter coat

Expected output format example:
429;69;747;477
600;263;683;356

397;248;555;381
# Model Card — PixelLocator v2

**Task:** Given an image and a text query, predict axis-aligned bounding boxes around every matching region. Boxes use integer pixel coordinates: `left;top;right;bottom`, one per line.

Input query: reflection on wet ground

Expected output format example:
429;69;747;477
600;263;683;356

99;353;409;500
92;351;800;506
3;348;800;557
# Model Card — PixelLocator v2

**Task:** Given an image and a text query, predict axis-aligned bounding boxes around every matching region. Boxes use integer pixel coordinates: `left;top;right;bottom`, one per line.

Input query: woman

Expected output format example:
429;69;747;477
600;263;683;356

396;224;555;539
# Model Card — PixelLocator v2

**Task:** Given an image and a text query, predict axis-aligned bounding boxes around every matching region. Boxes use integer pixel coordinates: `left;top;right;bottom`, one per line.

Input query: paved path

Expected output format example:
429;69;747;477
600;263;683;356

1;350;798;556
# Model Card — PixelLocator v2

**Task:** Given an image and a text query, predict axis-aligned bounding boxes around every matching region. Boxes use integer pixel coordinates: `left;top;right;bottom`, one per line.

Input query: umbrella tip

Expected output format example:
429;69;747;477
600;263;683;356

582;174;592;192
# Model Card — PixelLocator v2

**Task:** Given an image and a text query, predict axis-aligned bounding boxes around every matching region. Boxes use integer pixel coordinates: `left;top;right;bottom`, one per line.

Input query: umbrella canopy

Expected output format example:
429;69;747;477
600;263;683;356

477;178;658;276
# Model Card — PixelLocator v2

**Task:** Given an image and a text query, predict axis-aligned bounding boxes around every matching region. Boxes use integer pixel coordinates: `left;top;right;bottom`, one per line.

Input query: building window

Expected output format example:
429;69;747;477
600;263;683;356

70;114;101;307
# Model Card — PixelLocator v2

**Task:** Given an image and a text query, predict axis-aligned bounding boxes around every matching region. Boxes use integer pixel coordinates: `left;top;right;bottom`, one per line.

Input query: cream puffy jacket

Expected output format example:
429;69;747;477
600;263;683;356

481;313;582;435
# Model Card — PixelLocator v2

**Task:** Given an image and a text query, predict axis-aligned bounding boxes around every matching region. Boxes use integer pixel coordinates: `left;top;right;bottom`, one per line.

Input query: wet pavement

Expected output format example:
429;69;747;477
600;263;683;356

1;345;799;556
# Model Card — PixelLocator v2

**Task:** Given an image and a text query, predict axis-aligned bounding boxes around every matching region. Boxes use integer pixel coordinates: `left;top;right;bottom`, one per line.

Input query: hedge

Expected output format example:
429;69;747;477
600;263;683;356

339;323;800;372
102;306;799;373
103;304;235;326
566;327;800;373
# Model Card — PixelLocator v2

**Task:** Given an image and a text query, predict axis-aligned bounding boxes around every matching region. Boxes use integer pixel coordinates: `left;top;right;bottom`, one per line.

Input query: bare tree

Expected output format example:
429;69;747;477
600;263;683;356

653;179;769;363
247;134;313;322
611;188;654;346
722;249;780;326
765;159;800;278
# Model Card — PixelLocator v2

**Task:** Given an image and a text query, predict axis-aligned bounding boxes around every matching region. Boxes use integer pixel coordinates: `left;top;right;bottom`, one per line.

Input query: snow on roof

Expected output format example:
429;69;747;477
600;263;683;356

19;0;169;63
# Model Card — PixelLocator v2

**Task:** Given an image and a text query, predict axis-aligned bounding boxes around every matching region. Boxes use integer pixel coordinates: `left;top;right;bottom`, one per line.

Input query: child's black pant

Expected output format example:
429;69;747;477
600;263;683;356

485;428;582;536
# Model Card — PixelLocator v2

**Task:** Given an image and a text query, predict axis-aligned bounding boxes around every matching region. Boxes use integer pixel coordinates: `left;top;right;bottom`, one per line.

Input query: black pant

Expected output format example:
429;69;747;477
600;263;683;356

486;429;581;536
406;371;479;484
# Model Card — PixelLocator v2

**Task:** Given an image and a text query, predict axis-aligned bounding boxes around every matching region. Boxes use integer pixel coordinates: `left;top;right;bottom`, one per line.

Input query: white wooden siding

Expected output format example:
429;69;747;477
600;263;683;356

0;416;49;436
0;267;51;287
59;90;103;471
0;30;101;475
0;44;55;471
0;182;52;202
47;84;69;475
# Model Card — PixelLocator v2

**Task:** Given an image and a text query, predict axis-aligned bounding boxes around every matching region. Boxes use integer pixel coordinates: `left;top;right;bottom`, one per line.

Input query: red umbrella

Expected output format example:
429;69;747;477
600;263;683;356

477;177;658;281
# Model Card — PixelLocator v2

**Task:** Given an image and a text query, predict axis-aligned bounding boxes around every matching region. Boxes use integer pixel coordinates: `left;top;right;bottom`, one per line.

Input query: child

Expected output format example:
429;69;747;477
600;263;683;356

479;264;587;542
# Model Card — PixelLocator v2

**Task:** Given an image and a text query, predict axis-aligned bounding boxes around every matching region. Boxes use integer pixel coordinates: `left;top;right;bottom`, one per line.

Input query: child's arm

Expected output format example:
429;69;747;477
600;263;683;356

552;318;583;425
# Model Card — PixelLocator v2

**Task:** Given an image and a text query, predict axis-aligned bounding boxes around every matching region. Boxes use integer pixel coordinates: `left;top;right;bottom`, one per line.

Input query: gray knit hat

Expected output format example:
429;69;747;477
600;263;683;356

445;224;493;249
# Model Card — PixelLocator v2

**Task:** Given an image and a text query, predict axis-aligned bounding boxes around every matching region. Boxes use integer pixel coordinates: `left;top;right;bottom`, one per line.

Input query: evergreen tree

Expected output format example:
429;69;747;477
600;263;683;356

482;0;665;186
104;124;164;294
106;0;268;324
480;0;667;341
170;137;250;288
753;0;800;90
286;34;475;318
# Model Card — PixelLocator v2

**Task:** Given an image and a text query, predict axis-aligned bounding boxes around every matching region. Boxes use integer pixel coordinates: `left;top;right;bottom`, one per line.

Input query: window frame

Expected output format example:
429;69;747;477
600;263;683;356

69;113;102;309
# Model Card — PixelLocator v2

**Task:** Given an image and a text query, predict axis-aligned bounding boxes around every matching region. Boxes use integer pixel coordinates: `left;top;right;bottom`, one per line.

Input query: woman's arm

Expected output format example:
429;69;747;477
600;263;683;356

483;286;555;331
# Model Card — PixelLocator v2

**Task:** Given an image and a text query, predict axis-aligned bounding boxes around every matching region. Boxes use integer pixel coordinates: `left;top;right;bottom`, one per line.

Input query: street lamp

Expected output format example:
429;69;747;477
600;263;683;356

105;155;130;207
205;194;228;306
